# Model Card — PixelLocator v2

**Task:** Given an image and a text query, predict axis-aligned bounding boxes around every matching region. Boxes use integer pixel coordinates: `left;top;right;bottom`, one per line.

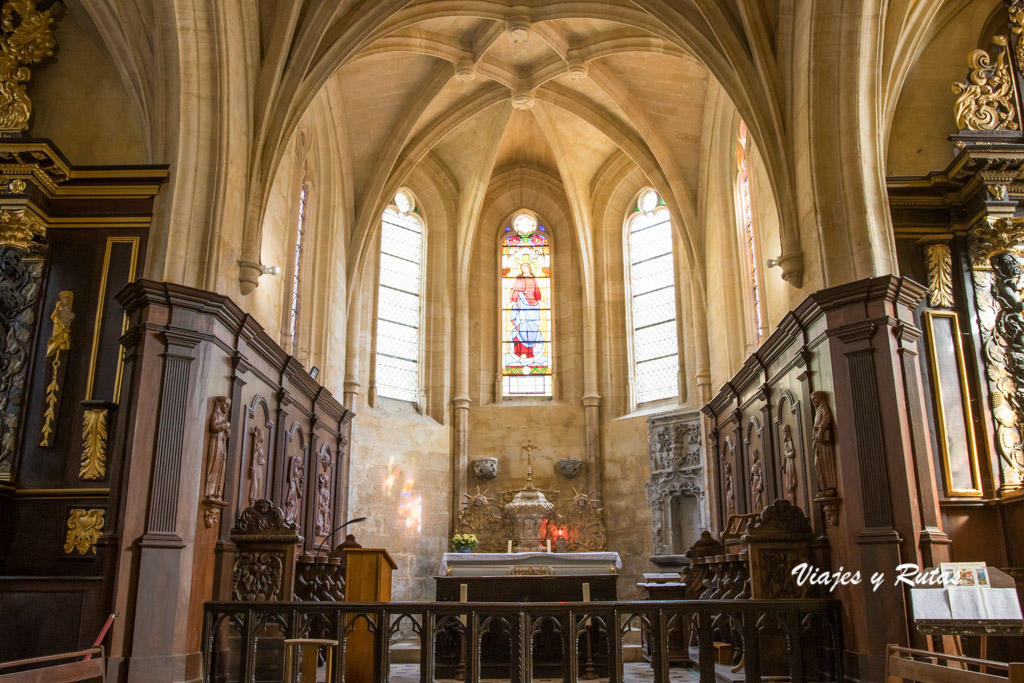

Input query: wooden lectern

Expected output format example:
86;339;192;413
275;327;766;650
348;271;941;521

343;548;397;683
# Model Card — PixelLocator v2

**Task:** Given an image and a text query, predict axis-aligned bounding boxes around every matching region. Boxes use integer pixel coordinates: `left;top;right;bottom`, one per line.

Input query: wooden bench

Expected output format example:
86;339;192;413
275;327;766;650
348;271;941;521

887;645;1023;683
0;647;105;682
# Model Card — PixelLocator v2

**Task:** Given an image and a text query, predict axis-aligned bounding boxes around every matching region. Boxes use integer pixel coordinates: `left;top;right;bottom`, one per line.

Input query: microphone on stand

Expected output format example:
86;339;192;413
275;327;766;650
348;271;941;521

314;517;368;562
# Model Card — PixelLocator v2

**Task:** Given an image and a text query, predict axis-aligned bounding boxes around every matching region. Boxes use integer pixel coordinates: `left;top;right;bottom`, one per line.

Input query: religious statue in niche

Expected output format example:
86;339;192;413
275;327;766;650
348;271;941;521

204;397;231;499
724;461;736;518
781;425;798;505
316;451;333;536
811;391;841;526
811;392;837;493
285;454;304;524
40;290;73;446
750;450;765;512
248;426;267;506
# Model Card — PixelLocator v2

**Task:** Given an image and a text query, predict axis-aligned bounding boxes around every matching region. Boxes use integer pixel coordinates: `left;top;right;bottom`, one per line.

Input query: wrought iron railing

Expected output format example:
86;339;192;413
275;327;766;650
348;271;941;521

203;599;843;683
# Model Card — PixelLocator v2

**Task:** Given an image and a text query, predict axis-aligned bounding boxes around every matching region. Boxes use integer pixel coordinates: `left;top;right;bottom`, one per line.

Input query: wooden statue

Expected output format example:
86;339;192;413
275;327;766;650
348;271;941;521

781;425;798;504
204;397;231;499
248;426;266;505
811;391;837;494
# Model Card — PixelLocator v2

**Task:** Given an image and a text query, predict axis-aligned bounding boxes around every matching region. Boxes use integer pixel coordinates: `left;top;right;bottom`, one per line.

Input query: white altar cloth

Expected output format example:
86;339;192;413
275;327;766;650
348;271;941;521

439;551;621;576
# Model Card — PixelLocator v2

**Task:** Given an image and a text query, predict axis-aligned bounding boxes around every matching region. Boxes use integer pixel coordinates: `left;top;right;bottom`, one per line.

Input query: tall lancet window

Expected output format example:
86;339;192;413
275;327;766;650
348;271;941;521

288;181;308;352
627;189;679;405
501;211;552;397
736;120;763;340
375;189;424;402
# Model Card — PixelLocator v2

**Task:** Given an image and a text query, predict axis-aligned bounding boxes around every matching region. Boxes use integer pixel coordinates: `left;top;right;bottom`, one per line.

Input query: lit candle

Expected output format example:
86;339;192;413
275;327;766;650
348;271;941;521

546;539;552;553
507;540;513;553
583;582;591;602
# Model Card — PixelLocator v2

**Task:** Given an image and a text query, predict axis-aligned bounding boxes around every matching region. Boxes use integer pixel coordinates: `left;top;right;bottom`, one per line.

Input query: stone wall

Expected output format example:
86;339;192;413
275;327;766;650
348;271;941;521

348;404;450;602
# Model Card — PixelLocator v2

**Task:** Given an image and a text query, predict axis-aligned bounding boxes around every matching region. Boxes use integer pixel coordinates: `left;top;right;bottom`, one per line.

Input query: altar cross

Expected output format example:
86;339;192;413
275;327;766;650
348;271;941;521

522;439;537;488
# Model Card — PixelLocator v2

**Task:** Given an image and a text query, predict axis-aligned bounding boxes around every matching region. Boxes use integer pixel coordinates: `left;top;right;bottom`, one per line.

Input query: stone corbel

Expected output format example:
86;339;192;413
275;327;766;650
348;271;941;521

776;250;804;289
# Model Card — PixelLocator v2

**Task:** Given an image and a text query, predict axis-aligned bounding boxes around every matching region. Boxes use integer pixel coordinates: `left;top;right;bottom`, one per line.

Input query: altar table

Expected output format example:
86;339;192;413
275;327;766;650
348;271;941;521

434;552;621;678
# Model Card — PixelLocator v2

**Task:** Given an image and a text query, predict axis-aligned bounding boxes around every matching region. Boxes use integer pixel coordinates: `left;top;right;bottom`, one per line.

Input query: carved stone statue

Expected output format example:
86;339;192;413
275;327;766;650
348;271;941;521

724;461;736;517
285;454;304;523
781;425;798;504
750;450;765;512
811;392;837;494
316;451;333;535
204;397;231;499
248;426;266;505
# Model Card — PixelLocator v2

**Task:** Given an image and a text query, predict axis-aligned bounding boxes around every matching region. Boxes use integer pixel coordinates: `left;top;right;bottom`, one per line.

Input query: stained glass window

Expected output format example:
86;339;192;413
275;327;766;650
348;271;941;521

501;211;552;397
288;182;307;351
375;190;423;402
736;121;763;339
628;190;679;404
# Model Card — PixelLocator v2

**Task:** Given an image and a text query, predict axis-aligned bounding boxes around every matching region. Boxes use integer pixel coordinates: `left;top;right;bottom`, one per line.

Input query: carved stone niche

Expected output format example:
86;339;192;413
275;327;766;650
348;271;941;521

645;410;707;568
230;499;303;601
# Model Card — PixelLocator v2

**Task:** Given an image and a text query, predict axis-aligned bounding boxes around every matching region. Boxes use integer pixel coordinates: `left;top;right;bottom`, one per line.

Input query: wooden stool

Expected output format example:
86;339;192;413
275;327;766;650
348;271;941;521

283;638;338;682
712;641;732;666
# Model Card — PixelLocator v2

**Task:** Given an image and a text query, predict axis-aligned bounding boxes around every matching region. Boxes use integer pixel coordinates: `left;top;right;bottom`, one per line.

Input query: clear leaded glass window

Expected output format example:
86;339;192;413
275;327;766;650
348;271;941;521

736;121;763;339
375;190;423;402
501;211;552;397
289;182;307;351
628;189;679;404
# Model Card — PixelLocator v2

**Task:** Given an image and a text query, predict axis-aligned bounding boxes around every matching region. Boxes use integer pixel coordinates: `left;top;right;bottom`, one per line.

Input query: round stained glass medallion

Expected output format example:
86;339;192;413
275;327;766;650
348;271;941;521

513;212;537;237
639;190;659;213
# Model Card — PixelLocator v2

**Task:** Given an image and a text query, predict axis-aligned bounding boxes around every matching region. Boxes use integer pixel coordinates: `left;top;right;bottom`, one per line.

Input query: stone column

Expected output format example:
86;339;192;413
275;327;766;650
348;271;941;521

452;283;471;530
343;290;363;409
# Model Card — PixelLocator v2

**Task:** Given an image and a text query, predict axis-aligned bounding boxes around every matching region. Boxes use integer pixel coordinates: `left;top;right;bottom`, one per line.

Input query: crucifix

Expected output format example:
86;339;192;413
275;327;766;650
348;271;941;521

522;439;538;488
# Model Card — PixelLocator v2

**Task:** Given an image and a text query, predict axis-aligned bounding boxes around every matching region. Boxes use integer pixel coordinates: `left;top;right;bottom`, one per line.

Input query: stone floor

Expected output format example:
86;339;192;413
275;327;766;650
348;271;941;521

384;663;700;682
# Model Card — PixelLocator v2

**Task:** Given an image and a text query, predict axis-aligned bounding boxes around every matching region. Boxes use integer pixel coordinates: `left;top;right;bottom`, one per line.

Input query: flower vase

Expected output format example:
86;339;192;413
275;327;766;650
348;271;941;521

456;546;473;553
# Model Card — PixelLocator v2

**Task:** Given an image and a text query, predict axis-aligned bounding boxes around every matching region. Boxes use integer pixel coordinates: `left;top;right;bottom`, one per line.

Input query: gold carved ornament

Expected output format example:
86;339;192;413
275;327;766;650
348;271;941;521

39;290;72;446
0;207;44;251
1011;3;1024;76
926;244;954;308
63;508;104;555
952;41;1019;132
79;408;107;480
969;218;1024;490
0;0;56;131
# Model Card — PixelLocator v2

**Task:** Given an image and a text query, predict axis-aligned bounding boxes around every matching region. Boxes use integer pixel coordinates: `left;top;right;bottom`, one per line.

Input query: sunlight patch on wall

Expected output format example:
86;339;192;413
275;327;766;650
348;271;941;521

381;457;423;535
